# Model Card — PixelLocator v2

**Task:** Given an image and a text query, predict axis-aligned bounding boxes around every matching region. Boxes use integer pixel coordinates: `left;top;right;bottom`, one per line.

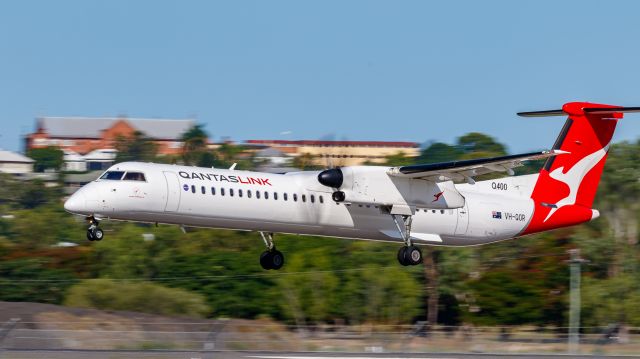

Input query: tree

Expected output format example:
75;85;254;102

384;152;415;166
114;131;158;163
418;142;463;164
181;124;210;165
457;132;507;157
64;279;210;317
28;146;64;172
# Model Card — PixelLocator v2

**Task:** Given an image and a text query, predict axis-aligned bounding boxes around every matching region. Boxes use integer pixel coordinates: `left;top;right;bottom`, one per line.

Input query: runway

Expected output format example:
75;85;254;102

1;350;639;359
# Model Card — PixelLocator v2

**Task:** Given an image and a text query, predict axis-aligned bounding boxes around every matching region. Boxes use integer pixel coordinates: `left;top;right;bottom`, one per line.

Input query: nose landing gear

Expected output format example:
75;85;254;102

86;216;104;241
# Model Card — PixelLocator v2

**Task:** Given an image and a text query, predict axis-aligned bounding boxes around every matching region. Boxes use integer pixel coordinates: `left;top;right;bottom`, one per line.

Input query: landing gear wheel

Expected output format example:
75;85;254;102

405;246;422;265
397;247;409;266
92;228;104;241
397;246;422;266
260;249;285;270
86;227;103;242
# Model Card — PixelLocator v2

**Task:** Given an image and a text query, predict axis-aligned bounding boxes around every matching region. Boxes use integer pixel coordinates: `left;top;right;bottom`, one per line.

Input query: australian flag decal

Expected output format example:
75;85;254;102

492;211;502;219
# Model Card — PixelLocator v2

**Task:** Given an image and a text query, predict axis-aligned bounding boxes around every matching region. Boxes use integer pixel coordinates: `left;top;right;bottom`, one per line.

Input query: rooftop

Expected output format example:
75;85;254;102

0;150;34;163
246;140;419;148
36;117;195;140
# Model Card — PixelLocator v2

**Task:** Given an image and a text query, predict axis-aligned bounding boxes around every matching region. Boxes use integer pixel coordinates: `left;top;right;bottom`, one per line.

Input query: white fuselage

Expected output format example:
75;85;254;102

65;162;540;246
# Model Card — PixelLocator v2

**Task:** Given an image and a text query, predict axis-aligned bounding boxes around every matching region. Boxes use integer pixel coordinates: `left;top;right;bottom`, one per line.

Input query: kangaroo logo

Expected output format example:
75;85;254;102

543;143;609;222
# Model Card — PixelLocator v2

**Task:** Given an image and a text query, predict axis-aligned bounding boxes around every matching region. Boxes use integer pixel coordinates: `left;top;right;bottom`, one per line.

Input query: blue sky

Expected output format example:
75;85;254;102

2;0;640;154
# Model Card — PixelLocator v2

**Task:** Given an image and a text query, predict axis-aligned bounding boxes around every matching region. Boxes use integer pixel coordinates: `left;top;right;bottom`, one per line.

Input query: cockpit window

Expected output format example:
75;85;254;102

100;171;125;180
123;172;146;181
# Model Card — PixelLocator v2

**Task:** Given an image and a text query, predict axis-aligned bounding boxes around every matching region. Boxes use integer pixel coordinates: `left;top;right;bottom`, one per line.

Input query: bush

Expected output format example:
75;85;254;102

64;279;210;317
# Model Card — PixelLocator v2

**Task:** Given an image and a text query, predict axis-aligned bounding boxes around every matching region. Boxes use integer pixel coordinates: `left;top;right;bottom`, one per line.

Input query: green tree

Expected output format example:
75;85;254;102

28;146;64;172
384;152;415;166
114;131;158;163
418;142;463;164
457;132;507;157
181;124;211;165
64;279;210;317
0;259;77;303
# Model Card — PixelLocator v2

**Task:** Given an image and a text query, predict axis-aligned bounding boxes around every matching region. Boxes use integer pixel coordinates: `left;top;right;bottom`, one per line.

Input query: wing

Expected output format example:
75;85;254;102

386;150;558;183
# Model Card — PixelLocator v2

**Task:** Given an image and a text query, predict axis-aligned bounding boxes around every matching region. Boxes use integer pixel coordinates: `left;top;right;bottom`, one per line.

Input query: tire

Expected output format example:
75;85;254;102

260;251;273;270
270;250;284;270
397;247;409;266
93;228;104;241
406;246;422;265
86;230;95;241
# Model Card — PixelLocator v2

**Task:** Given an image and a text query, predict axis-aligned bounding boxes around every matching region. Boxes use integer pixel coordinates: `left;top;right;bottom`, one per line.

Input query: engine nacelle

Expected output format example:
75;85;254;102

318;166;465;209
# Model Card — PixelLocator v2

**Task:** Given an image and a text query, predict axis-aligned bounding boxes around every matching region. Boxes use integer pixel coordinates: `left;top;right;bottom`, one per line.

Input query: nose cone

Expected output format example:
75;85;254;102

64;191;86;214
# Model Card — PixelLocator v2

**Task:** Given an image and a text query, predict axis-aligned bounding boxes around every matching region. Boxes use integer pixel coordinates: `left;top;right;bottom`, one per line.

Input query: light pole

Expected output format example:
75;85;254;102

568;248;587;354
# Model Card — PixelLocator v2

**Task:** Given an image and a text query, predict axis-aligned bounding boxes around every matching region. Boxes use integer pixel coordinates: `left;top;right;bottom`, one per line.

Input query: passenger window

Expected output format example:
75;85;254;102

264;191;269;200
293;194;298;202
191;185;196;193
256;191;261;199
319;195;324;204
310;194;315;203
239;189;243;197
248;190;252;198
274;192;278;200
230;188;234;197
201;186;206;194
211;187;216;195
302;194;306;203
284;193;288;201
100;171;125;180
221;188;225;196
123;172;146;181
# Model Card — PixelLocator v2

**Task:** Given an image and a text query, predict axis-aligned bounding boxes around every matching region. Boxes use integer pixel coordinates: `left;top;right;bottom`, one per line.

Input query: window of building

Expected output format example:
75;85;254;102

100;171;125;180
123;172;146;181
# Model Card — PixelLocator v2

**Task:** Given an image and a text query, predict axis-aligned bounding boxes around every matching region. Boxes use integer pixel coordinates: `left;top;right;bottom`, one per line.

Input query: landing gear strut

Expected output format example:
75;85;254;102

391;214;422;266
86;216;104;242
259;232;284;270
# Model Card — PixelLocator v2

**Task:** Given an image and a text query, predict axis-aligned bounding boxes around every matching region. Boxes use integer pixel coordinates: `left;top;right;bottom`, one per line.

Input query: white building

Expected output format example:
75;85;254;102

0;150;34;175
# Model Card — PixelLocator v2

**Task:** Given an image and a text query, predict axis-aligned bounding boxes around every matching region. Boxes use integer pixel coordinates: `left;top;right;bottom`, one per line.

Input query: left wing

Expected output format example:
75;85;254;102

387;150;558;183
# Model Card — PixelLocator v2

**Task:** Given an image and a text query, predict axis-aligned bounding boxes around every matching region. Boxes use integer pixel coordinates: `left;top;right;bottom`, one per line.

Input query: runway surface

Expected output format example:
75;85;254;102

1;350;639;359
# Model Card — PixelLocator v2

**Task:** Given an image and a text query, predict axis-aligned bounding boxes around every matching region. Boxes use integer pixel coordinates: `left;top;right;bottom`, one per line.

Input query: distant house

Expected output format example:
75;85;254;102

26;116;196;157
254;147;291;166
0;150;34;175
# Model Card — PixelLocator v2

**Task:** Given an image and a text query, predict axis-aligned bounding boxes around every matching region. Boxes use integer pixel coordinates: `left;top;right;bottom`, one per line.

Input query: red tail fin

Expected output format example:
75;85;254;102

520;102;639;234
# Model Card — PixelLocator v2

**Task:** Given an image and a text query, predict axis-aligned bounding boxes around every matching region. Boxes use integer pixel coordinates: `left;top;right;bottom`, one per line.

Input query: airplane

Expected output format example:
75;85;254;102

63;101;640;270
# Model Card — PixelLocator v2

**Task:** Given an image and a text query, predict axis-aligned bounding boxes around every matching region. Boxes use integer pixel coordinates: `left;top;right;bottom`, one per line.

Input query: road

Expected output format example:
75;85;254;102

2;350;639;359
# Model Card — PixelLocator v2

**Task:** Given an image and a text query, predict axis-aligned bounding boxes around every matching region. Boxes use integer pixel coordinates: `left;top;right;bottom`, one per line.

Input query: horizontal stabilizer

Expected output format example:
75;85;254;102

518;106;640;117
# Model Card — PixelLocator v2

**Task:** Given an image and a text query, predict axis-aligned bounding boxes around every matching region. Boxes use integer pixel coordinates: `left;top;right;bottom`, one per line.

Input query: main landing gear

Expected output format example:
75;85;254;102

86;216;104;242
259;232;284;270
391;214;422;266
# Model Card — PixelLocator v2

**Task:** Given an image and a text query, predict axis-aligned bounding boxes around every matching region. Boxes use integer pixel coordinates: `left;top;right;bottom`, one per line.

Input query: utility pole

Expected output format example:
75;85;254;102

568;249;587;354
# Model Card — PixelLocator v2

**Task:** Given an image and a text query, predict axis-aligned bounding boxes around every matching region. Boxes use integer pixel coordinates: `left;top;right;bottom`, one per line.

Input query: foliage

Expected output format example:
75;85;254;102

418;142;463;164
383;152;415;166
0;258;77;303
64;279;210;317
114;131;158;163
28;146;64;172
